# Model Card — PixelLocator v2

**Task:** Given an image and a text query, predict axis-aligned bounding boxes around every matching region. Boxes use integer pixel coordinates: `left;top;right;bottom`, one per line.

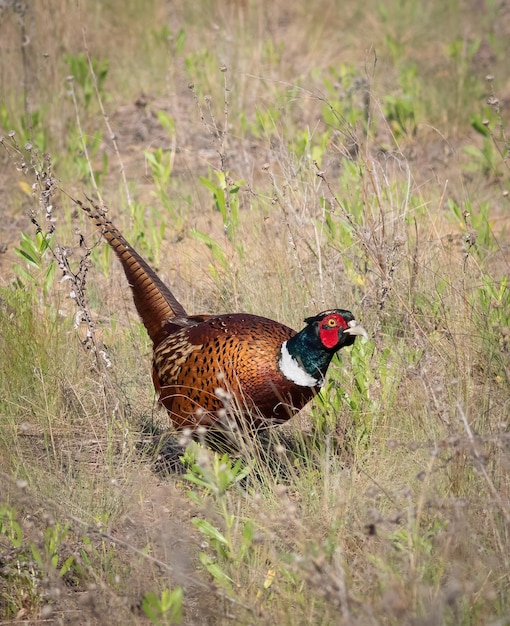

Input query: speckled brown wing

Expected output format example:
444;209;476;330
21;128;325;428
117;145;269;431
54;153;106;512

153;313;318;429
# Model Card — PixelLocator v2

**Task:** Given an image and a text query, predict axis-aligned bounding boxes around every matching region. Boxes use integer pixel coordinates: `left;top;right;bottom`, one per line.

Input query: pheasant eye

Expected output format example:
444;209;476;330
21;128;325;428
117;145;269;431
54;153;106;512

326;318;337;327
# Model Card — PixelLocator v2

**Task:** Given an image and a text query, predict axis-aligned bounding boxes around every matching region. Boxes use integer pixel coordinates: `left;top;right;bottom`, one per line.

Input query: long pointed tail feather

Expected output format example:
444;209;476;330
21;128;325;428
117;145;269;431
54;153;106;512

76;198;187;345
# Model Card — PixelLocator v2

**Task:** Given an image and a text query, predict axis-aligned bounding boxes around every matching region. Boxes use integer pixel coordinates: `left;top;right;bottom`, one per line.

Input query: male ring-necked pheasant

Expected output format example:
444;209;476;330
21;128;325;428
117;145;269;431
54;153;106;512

78;200;366;433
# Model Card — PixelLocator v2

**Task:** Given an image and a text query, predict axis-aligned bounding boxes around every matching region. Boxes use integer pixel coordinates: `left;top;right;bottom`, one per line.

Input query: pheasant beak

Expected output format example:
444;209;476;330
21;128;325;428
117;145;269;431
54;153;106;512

344;320;368;338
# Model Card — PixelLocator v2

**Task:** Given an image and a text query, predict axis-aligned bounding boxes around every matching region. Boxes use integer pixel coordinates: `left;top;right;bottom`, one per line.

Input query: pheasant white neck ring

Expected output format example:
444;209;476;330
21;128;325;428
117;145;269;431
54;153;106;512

278;341;323;387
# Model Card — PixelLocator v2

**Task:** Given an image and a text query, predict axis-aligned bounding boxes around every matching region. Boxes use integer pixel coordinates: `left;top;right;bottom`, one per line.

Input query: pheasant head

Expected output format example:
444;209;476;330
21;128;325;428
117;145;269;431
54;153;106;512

279;309;367;388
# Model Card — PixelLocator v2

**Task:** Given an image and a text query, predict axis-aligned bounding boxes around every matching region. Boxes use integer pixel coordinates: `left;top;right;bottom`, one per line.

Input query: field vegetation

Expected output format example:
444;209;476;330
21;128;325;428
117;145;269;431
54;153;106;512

0;0;509;624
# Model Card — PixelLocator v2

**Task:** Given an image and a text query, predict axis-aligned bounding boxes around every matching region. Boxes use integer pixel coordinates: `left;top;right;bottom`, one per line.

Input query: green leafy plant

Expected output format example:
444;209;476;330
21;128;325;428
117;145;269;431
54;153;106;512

151;25;186;55
473;275;510;381
388;517;450;587
29;521;75;577
143;110;187;243
383;65;419;138
316;159;367;290
193;518;255;593
0;104;49;151
129;198;166;264
191;512;255;595
445;36;482;112
464;108;507;180
448;198;496;256
189;229;231;281
311;337;380;450
183;449;251;498
0;506;80;618
142;587;183;625
145;148;173;193
66;123;107;183
0;505;23;549
13;231;56;296
291;127;330;168
65;52;109;110
183;449;255;594
184;48;219;96
319;62;369;133
190;171;245;305
199;170;244;242
239;104;282;140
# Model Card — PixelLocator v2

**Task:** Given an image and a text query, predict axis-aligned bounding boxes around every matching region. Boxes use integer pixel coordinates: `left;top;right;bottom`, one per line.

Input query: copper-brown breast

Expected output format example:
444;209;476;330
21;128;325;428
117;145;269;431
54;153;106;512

153;313;317;429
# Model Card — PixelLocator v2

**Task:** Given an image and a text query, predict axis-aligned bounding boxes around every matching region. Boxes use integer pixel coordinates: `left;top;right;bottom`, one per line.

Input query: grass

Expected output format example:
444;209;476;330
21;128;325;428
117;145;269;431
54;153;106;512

1;0;510;624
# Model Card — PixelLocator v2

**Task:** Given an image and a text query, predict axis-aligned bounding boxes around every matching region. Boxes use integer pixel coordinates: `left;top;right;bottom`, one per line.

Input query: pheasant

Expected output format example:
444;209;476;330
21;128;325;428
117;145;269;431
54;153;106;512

77;200;367;434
